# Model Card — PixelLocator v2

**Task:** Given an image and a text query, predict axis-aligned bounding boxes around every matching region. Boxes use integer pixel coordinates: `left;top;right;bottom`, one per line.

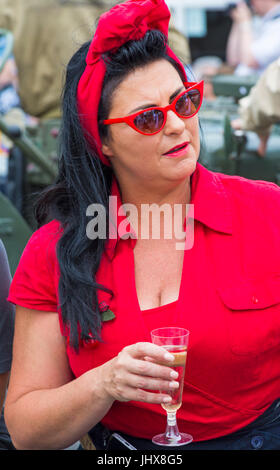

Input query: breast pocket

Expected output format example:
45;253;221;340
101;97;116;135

217;277;280;356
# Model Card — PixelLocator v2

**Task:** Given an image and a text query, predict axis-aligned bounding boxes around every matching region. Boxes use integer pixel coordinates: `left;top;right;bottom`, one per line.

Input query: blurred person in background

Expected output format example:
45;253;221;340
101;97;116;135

194;0;280;99
231;58;280;157
0;29;29;197
0;0;105;119
0;239;81;451
0;31;26;160
226;0;280;76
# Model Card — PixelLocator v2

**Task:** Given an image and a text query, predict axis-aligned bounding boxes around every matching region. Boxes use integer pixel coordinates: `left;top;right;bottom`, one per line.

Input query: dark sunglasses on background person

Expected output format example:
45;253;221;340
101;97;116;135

103;81;204;135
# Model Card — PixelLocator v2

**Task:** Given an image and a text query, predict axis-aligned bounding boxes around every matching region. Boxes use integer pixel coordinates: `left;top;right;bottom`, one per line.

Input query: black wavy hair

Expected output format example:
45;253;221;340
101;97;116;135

35;29;188;351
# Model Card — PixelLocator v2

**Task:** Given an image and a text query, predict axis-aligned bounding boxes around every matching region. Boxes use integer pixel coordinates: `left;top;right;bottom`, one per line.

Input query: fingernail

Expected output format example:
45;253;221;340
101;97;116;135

169;381;179;389
164;353;174;361
170;370;179;379
163;396;172;403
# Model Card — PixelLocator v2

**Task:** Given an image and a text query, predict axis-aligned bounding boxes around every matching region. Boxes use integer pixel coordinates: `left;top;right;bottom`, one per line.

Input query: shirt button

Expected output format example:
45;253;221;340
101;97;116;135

83;337;99;349
99;301;109;312
251;296;259;304
251;436;264;449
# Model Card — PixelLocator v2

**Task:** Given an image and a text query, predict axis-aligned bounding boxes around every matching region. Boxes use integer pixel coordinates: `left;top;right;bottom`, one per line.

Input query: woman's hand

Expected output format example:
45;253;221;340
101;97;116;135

100;342;179;405
231;1;252;24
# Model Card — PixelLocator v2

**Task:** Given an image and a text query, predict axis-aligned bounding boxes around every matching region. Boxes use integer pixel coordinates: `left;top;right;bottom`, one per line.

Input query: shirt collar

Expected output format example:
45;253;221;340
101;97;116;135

190;162;233;235
104;162;233;260
105;177;137;260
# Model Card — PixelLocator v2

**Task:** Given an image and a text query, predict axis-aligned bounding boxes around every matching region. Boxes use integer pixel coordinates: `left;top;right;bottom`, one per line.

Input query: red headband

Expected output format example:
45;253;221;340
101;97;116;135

77;0;187;166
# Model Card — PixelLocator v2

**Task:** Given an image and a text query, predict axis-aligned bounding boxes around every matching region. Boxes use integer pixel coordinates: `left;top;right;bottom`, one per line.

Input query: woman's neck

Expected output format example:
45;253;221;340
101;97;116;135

116;176;192;241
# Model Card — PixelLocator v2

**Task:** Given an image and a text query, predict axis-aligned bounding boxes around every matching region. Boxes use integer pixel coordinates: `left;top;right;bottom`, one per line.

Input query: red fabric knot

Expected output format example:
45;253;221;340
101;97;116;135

86;0;170;65
83;336;99;350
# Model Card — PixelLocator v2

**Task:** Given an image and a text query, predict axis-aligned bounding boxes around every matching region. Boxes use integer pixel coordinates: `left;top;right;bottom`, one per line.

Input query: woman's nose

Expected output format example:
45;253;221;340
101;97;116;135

164;110;185;135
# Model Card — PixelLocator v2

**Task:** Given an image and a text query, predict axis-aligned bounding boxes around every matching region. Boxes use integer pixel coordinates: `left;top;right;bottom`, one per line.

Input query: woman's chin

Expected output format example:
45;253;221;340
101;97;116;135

161;153;198;179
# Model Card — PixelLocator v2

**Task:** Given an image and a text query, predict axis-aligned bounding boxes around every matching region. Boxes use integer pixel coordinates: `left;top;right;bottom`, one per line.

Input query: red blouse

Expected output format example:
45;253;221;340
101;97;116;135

8;163;280;442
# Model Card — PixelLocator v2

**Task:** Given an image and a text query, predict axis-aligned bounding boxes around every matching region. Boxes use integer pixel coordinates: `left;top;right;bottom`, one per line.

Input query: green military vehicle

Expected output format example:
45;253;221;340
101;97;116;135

0;29;59;274
0;113;59;275
199;74;280;185
0;0;110;274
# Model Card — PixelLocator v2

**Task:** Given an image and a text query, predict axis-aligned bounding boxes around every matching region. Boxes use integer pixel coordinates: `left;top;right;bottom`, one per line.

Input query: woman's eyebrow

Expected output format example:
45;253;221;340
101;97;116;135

169;86;185;102
129;86;185;114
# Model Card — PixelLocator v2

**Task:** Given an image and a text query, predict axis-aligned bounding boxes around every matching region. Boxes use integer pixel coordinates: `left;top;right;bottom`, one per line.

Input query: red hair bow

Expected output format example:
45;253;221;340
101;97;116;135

86;0;170;65
77;0;187;166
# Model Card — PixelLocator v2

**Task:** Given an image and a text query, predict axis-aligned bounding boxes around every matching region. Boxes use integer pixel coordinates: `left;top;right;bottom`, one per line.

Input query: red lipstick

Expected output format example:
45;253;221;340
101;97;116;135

163;142;190;158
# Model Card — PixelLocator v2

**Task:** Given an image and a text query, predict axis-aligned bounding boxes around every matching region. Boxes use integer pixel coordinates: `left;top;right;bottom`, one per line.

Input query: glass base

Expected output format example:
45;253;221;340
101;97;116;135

152;432;193;447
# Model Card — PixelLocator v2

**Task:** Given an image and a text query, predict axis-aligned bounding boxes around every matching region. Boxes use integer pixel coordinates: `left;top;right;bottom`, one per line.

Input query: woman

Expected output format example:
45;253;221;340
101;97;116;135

5;0;280;450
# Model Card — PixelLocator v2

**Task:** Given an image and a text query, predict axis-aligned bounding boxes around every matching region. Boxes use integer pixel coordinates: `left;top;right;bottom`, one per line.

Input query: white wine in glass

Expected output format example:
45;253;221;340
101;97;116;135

151;327;193;446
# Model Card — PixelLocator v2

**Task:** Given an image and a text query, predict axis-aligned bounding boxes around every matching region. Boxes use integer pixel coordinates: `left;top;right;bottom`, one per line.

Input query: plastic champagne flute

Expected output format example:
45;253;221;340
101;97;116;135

150;327;193;446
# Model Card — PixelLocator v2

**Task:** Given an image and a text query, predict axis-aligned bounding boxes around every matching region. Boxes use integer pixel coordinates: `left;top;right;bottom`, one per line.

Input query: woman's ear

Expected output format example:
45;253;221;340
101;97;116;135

101;141;114;157
101;131;114;157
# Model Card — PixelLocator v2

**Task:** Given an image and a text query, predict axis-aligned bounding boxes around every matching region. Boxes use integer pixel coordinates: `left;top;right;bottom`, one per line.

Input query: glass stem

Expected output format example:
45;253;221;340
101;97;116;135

165;411;180;440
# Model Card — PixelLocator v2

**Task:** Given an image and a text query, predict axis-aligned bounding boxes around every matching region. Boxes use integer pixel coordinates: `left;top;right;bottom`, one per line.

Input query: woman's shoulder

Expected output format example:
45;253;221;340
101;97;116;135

217;170;280;191
217;171;280;209
28;219;63;247
19;219;63;267
7;220;62;311
213;172;280;238
0;238;8;262
0;239;11;288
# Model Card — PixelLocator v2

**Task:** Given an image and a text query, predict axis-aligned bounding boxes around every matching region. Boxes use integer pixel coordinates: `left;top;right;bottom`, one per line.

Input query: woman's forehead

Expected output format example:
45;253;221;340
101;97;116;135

110;59;184;111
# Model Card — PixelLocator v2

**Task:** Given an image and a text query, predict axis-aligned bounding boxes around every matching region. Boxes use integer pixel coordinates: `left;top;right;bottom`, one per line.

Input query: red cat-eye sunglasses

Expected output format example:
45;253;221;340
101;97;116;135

103;81;204;136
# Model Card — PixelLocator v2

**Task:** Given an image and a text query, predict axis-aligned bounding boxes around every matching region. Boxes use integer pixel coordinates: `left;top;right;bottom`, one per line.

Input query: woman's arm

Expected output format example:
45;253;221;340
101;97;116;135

5;306;177;450
238;24;259;69
226;21;241;67
226;2;258;69
4;307;115;450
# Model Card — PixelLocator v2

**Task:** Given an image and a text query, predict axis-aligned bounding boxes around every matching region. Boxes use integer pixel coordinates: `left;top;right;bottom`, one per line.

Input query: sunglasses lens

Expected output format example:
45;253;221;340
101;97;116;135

176;89;201;117
134;109;164;134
